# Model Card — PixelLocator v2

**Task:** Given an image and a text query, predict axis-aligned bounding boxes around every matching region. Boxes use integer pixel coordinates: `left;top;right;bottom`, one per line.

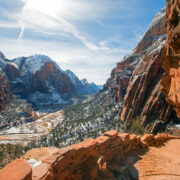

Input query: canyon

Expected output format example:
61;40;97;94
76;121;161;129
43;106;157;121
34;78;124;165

0;0;180;179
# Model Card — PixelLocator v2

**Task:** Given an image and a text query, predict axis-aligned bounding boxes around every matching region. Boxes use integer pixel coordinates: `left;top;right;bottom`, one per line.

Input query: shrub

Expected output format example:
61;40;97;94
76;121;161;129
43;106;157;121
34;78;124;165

130;116;145;135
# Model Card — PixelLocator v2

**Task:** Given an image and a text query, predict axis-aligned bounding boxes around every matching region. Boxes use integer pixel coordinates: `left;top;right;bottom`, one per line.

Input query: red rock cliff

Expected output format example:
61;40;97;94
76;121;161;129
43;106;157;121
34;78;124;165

106;7;176;133
0;70;11;110
161;0;180;118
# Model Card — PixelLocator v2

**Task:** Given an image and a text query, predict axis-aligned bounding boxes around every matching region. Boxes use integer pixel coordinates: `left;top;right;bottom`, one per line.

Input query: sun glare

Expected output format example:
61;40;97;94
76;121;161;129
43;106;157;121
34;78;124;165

25;0;72;17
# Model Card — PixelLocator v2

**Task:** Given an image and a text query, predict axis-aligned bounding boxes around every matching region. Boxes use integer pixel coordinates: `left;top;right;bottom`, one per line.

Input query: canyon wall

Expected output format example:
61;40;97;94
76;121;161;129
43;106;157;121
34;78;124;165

0;130;178;180
161;0;180;118
0;70;11;110
0;52;11;110
107;7;175;133
107;2;180;132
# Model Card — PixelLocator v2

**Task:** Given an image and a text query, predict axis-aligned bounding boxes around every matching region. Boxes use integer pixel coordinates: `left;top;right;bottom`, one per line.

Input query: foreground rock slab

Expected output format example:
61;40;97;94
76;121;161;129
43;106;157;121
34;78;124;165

0;131;179;180
125;139;180;180
0;159;32;180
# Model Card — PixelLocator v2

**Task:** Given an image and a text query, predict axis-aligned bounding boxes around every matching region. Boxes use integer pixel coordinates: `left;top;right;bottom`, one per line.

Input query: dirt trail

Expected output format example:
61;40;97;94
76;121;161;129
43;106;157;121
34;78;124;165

126;139;180;180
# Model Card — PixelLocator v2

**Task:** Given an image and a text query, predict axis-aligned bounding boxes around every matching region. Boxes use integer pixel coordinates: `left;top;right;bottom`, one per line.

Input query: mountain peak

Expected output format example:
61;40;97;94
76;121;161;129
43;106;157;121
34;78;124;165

81;78;88;85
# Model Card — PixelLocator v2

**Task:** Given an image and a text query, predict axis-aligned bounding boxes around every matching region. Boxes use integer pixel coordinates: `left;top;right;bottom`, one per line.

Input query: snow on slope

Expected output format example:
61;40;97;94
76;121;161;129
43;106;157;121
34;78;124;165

148;7;166;31
13;54;63;75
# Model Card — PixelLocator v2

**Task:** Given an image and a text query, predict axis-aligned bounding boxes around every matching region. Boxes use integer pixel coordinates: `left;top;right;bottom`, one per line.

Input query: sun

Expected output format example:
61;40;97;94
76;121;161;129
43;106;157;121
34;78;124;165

24;0;72;17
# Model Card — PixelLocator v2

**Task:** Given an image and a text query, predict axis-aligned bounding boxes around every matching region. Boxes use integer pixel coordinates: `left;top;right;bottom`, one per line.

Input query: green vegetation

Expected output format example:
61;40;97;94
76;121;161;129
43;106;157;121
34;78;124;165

130;116;145;135
0;144;30;169
32;91;124;148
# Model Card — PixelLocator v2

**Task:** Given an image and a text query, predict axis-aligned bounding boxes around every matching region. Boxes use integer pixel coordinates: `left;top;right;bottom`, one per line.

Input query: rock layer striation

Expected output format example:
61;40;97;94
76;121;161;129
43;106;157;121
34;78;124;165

161;0;180;118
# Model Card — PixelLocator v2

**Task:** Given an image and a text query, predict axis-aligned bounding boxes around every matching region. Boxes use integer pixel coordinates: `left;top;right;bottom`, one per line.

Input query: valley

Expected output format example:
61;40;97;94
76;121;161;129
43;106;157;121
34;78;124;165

0;0;180;179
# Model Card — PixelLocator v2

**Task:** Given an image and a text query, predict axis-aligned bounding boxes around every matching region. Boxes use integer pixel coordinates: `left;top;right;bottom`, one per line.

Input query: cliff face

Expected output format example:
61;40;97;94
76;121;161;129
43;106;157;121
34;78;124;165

161;0;180;118
3;55;75;108
0;52;11;110
106;8;175;133
134;8;166;54
0;69;11;110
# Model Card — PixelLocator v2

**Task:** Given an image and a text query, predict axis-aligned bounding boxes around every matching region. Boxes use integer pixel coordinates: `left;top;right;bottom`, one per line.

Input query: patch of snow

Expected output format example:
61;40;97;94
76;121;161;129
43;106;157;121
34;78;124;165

13;55;63;75
7;62;18;69
27;158;42;168
47;122;51;128
5;127;21;134
147;7;166;31
65;70;80;85
29;91;67;106
81;78;88;85
174;124;180;129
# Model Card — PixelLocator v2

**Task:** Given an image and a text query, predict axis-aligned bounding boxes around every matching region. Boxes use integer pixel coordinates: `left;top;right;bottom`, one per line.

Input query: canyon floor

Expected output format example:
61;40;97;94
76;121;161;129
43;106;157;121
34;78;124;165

0;110;64;145
122;139;180;180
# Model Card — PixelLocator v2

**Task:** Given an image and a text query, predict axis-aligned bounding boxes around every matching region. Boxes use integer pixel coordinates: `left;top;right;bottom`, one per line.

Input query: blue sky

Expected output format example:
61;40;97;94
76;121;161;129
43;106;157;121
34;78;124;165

0;0;165;84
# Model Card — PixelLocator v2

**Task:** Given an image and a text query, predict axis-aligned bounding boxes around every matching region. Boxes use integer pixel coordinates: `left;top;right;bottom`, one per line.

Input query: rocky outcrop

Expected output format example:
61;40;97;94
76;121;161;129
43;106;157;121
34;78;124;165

1;54;100;109
106;7;176;133
0;131;179;180
0;159;32;180
120;42;173;133
65;71;100;95
0;70;11;110
108;54;140;102
161;0;180;118
0;53;11;110
2;55;75;108
134;8;166;54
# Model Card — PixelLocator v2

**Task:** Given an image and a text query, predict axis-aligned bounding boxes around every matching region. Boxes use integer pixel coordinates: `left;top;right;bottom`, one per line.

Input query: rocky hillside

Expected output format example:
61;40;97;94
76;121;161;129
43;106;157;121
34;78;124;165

106;7;179;133
161;0;180;118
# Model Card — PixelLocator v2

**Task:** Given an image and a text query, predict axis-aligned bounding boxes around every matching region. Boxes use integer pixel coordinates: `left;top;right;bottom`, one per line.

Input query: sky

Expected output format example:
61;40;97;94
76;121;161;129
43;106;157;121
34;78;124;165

0;0;165;84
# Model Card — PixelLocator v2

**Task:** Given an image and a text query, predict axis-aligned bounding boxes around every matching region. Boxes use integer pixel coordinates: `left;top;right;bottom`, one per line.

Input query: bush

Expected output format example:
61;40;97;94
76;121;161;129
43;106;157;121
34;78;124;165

130;116;145;135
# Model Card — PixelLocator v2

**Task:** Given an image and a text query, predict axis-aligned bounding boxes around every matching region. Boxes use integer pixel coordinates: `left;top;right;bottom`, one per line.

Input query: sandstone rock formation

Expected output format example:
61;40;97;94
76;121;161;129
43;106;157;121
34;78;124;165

9;55;75;107
0;70;11;110
0;54;100;110
65;71;100;95
0;159;32;180
106;7;176;133
161;0;180;119
0;52;11;110
0;131;179;180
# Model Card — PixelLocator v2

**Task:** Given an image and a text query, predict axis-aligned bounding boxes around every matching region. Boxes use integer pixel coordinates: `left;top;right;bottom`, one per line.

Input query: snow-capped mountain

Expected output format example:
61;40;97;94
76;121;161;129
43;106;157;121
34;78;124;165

0;54;100;109
80;78;100;95
65;70;83;90
65;71;101;95
0;54;75;108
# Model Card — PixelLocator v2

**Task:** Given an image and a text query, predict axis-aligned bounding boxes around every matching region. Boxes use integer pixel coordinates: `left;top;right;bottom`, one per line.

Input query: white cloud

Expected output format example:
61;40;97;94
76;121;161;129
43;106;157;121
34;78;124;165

0;0;144;84
0;37;130;84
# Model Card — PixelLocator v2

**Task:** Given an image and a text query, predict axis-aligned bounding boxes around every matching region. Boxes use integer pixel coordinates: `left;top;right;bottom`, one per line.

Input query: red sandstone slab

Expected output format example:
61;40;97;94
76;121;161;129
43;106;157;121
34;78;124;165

95;136;110;144
0;159;32;180
104;130;118;138
32;163;49;180
141;134;154;143
72;138;97;150
95;136;110;152
119;133;130;145
23;147;59;162
43;146;74;165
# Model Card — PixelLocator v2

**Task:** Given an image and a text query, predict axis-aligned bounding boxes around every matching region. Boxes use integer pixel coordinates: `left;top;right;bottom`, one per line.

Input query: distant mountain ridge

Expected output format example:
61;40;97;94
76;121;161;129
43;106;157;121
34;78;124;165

0;53;100;110
65;71;101;95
